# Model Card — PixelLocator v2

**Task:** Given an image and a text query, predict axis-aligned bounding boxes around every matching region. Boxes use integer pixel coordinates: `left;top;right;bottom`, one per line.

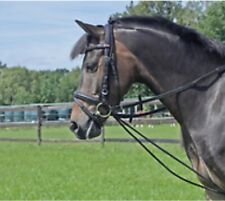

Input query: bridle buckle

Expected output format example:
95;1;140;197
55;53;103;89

96;102;111;118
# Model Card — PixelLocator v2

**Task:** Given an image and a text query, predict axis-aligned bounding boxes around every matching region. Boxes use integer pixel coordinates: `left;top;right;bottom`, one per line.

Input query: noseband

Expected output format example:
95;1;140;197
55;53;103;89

74;19;116;126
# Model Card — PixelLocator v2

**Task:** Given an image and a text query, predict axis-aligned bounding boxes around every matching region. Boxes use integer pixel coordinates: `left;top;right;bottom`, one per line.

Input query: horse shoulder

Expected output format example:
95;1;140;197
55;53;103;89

181;77;225;192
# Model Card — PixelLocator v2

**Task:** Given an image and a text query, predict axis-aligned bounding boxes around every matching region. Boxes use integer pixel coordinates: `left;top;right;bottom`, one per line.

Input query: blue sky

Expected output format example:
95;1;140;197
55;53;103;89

0;1;130;70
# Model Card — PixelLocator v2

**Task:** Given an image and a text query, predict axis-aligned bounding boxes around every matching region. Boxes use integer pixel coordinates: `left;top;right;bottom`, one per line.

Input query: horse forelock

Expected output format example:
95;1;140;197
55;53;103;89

70;34;88;60
113;16;225;58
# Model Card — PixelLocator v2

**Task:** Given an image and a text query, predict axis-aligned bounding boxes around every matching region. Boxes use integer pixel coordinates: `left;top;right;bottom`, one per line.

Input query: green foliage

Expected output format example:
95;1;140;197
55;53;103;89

114;1;182;19
55;68;81;102
199;2;225;41
113;1;206;28
0;61;7;69
0;67;33;104
0;65;81;105
125;83;153;98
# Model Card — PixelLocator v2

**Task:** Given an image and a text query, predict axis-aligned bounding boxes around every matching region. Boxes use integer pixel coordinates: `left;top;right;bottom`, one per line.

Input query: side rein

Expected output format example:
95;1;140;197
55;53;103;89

73;18;225;195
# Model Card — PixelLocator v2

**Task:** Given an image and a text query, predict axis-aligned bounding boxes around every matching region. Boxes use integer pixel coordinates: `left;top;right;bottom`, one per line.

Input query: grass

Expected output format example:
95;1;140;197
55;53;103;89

0;125;205;200
0;124;180;140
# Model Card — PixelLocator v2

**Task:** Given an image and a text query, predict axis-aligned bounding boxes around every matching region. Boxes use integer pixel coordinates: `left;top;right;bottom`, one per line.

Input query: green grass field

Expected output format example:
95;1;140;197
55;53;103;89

0;125;205;200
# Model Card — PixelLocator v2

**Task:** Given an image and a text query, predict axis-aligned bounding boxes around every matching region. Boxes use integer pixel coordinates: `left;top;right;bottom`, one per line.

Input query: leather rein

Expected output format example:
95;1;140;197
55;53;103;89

74;19;225;195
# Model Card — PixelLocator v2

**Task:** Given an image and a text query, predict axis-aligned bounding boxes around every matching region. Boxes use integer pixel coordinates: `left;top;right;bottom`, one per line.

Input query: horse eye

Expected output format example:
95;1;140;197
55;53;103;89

86;63;98;72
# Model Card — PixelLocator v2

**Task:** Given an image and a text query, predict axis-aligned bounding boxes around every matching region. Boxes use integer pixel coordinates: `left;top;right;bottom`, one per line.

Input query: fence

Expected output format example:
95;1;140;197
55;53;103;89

0;98;177;145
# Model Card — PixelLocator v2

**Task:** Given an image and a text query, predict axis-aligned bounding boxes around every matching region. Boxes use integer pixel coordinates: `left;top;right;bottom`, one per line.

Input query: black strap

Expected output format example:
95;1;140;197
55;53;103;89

100;23;113;104
114;115;225;195
85;44;110;53
74;98;101;127
113;64;225;111
74;91;99;105
113;106;167;119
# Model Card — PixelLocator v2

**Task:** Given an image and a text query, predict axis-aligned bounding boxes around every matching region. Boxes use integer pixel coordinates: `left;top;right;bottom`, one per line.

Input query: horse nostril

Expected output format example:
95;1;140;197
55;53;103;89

70;121;79;132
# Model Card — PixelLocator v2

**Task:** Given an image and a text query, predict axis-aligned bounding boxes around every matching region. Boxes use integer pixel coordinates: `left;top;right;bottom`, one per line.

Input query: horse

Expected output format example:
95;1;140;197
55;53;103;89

69;16;225;200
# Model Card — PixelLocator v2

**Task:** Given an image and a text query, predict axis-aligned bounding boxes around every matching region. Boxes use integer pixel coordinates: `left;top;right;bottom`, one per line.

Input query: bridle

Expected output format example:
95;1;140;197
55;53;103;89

74;19;116;127
73;18;225;195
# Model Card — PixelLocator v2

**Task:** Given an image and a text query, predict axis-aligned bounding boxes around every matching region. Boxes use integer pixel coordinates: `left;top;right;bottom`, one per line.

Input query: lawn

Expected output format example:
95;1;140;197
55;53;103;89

0;125;205;200
0;123;180;140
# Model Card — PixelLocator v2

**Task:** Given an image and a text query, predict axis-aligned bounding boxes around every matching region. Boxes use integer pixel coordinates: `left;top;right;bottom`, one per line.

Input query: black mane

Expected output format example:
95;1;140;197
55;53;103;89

113;16;225;57
71;16;225;59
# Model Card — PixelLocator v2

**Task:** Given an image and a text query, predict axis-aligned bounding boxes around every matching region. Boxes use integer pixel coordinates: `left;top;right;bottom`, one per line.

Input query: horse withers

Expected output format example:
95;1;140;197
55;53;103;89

70;16;225;200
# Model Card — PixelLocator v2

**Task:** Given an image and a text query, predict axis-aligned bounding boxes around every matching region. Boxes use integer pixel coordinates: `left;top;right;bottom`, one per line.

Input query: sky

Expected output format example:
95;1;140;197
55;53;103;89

0;1;130;70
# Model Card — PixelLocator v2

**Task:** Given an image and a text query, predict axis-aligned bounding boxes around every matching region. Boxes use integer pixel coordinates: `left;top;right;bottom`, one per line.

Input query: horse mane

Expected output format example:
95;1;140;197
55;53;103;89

113;16;225;58
71;16;225;59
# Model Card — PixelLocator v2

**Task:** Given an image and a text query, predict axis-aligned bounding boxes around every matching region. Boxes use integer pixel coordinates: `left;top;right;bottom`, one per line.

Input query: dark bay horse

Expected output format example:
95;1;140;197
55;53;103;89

70;16;225;200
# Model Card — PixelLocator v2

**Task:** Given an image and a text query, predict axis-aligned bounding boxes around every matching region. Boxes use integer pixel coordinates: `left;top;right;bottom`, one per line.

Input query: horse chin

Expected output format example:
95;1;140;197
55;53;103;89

75;120;102;140
85;120;102;139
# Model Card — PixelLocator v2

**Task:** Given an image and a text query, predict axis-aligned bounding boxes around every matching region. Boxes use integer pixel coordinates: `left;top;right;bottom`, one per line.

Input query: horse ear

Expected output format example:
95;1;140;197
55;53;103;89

75;20;102;38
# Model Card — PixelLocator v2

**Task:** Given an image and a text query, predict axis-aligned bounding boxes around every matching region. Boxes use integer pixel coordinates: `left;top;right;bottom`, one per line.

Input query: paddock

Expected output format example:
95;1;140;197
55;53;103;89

0;125;204;200
0;100;204;200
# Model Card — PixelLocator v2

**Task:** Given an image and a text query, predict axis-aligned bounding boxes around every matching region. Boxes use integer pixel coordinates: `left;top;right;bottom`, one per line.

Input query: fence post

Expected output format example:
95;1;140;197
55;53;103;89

37;105;42;145
101;126;105;147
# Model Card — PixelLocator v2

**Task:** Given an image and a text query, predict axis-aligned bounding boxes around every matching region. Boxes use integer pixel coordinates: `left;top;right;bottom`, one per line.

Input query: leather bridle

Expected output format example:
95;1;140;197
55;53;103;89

74;20;115;126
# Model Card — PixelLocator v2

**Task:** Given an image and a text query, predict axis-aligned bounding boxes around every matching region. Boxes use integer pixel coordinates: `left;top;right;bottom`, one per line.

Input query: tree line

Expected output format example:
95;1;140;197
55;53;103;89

114;1;225;41
0;62;80;105
1;1;225;105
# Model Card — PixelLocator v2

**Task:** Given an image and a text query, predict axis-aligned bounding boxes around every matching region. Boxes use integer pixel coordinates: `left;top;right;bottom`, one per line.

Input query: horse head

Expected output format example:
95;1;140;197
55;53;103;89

70;20;138;139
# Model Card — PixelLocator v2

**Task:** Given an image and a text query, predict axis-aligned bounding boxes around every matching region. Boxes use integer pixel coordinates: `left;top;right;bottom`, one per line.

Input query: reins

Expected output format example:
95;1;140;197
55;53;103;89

113;116;225;195
74;18;225;195
113;63;225;113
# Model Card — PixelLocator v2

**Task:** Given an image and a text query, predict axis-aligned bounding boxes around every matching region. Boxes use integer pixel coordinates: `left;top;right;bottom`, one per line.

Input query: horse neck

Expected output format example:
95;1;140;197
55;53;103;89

116;27;225;121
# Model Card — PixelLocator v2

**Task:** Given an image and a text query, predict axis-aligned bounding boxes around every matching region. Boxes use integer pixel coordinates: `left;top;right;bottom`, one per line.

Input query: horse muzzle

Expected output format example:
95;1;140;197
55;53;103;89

70;120;102;140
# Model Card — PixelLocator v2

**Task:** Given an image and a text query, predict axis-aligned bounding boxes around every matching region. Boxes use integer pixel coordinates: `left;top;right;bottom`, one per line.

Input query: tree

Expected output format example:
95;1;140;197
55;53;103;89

55;68;81;102
125;83;153;98
0;65;81;105
114;1;181;19
199;2;225;41
0;61;7;69
113;1;206;27
38;70;63;103
0;67;32;105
